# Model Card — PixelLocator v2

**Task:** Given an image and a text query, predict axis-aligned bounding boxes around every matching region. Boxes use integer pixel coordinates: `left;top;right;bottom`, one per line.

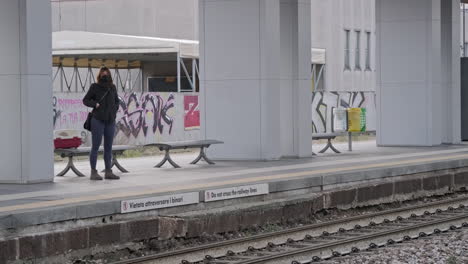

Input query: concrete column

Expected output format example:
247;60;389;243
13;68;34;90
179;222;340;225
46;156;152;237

199;0;312;160
280;0;313;157
0;0;53;183
376;0;461;146
442;0;461;144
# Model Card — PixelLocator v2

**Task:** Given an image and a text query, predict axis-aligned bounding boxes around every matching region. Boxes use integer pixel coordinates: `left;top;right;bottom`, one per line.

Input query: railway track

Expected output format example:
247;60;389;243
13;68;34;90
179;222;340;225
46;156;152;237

113;196;468;264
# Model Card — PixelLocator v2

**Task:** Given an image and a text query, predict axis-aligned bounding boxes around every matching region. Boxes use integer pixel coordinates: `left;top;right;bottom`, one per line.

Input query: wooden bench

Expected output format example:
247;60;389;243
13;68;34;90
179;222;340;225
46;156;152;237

145;140;224;168
55;145;135;177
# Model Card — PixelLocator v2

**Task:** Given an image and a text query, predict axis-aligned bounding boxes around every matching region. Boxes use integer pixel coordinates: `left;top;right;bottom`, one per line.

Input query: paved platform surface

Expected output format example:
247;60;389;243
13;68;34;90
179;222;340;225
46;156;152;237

1;140;468;224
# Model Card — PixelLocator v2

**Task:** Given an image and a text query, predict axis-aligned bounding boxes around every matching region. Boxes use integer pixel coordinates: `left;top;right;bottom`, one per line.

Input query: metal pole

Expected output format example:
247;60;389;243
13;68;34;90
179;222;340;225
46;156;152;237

60;65;64;92
74;66;78;93
128;68;132;92
312;64;316;91
177;52;181;93
192;58;196;92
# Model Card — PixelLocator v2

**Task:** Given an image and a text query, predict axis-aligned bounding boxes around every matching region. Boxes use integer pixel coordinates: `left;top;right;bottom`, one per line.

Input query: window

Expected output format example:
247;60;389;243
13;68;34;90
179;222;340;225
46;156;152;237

344;29;351;70
147;76;191;93
355;30;361;70
365;31;371;70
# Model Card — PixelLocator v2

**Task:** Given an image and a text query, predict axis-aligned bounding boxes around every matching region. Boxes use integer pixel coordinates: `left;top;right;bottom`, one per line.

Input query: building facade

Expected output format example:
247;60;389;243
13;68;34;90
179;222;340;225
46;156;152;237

311;0;376;93
51;0;199;40
310;0;377;133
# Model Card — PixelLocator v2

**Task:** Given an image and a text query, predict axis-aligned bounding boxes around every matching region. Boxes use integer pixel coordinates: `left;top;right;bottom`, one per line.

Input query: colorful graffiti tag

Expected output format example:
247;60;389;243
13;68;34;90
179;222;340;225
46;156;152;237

53;92;200;145
311;91;376;133
116;93;175;139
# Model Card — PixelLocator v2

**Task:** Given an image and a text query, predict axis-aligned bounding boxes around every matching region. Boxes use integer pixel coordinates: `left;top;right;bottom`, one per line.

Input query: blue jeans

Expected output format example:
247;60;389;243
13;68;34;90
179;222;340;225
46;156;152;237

90;117;115;170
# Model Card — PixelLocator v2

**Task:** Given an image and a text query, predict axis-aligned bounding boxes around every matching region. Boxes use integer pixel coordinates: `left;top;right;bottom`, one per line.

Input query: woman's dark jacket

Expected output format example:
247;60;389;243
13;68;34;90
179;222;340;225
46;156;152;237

83;83;120;122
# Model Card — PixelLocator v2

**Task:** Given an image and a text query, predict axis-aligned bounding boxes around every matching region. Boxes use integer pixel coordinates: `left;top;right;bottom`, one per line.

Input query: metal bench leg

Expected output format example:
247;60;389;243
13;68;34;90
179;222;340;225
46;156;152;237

57;156;85;177
155;149;181;168
112;155;129;173
318;142;331;153
190;146;215;165
319;139;341;154
329;143;341;154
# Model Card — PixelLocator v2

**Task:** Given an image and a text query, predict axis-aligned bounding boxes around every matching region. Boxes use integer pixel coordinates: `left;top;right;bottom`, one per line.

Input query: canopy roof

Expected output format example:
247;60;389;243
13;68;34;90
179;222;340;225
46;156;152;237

53;31;199;59
52;31;325;67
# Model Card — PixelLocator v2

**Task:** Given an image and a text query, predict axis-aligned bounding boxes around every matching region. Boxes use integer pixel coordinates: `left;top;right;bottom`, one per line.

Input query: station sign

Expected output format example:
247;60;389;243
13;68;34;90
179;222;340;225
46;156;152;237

121;192;199;213
204;184;269;202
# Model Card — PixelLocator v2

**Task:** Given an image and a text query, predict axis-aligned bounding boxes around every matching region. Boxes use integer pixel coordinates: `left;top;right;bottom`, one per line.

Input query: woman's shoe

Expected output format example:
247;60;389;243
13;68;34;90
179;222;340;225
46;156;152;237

104;169;120;180
90;169;103;181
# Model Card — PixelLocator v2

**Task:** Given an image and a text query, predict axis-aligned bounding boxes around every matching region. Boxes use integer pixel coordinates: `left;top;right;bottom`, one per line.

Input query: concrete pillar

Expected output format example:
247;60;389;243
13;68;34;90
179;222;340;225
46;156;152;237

199;0;312;160
441;0;461;144
280;0;313;158
0;0;53;183
376;0;461;146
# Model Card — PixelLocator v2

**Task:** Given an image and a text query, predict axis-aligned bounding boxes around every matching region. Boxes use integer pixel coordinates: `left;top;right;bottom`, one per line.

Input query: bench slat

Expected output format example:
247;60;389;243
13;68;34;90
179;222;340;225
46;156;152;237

145;140;223;149
312;132;346;139
55;145;135;155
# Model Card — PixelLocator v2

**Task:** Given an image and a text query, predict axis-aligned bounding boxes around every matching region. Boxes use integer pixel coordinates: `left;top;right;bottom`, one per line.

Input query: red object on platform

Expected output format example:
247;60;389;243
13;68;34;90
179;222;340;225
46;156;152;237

54;137;82;149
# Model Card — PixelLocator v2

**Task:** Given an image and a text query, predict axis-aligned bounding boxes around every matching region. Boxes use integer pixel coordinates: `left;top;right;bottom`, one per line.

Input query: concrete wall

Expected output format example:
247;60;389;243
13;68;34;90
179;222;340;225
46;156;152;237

51;0;199;40
311;0;376;93
53;92;200;146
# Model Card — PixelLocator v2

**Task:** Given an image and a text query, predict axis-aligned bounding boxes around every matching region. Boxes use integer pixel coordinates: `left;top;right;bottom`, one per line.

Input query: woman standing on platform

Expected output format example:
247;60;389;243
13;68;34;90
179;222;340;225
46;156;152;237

83;67;120;181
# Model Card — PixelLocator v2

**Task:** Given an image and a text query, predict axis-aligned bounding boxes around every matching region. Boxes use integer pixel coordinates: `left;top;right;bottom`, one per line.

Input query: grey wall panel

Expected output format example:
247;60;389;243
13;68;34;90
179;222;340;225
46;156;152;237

59;1;86;31
51;2;61;32
53;0;198;40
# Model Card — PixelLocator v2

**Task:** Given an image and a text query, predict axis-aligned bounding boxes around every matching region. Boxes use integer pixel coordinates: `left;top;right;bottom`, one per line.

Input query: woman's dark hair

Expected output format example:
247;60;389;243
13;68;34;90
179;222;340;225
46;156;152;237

96;67;113;84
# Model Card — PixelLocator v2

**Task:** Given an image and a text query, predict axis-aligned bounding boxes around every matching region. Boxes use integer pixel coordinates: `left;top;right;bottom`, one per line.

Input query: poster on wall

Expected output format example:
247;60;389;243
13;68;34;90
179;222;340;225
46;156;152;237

184;95;200;130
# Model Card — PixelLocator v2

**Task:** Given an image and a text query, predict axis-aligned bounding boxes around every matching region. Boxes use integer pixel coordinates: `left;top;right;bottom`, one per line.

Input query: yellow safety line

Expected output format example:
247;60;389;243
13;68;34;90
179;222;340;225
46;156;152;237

1;153;467;213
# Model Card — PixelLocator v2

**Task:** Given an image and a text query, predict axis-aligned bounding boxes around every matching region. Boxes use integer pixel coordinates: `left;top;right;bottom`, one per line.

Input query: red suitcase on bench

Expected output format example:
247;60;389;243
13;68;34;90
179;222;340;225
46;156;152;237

54;137;82;149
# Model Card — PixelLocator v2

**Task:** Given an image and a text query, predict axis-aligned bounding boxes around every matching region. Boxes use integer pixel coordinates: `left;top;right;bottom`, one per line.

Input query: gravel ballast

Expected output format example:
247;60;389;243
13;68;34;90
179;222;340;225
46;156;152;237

328;228;468;264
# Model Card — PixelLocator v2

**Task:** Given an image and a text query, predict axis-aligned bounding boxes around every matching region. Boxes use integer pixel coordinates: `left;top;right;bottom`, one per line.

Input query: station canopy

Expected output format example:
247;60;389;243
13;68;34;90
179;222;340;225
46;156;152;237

52;31;199;68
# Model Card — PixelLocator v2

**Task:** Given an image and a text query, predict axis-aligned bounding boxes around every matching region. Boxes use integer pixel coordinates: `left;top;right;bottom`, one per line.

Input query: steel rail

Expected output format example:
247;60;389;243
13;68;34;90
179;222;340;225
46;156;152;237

234;209;468;264
112;195;468;264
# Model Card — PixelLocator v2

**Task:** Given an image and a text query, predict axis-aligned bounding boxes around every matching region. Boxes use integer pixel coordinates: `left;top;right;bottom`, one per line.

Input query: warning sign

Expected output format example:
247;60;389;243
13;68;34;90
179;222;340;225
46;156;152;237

204;184;269;202
121;192;199;214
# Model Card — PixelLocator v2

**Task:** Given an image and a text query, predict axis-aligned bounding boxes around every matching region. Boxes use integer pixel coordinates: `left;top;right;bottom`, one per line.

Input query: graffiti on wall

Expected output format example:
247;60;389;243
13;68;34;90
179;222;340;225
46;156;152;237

53;92;200;145
116;93;175;140
311;91;376;133
52;96;89;129
184;95;200;130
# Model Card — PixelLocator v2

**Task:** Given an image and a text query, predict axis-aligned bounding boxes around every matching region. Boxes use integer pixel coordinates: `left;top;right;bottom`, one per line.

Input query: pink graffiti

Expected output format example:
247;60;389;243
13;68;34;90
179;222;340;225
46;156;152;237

59;111;89;127
58;98;83;109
